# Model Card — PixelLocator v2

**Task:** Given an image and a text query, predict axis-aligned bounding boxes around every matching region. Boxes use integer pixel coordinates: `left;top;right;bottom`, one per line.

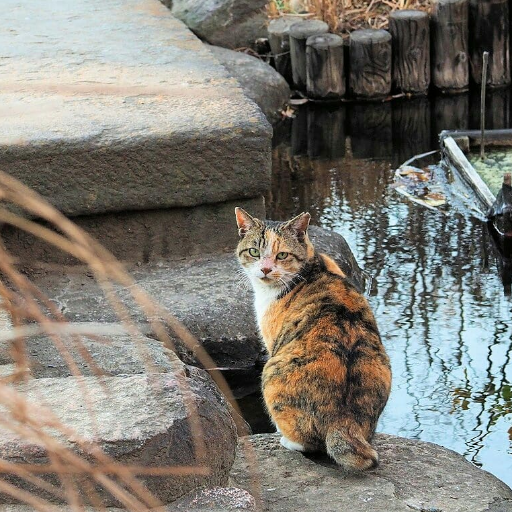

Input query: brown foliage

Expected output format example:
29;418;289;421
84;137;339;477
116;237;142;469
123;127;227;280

268;0;432;34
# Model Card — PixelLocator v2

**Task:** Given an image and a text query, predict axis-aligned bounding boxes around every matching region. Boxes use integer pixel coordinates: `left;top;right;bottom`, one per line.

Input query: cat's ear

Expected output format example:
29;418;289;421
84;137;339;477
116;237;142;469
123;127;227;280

235;207;258;238
283;212;311;242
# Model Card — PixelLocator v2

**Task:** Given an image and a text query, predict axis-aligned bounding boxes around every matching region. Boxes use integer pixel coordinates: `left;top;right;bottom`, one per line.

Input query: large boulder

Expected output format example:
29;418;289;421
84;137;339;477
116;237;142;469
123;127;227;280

1;0;271;217
166;0;268;50
0;370;237;506
207;46;290;125
30;226;364;373
230;433;512;512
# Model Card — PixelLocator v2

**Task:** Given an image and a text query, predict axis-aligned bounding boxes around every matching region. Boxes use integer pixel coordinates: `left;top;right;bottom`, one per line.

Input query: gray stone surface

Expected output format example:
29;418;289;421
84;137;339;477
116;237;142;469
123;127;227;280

0;329;181;378
230;433;512;512
208;46;290;125
0;370;237;506
0;488;257;512
0;0;271;216
167;0;268;50
1;197;265;266
170;486;256;510
30;226;363;370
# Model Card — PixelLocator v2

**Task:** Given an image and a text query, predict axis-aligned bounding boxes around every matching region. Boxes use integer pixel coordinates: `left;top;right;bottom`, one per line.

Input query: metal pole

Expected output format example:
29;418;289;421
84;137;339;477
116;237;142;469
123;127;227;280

480;51;489;160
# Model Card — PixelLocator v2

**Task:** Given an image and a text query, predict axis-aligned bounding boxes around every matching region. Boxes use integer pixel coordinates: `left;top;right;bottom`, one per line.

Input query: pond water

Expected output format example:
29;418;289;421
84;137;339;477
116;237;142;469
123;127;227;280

240;89;512;488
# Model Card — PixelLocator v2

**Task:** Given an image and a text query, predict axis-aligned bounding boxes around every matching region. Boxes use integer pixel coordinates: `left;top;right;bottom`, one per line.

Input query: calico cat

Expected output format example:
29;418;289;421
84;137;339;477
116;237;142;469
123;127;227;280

235;208;391;471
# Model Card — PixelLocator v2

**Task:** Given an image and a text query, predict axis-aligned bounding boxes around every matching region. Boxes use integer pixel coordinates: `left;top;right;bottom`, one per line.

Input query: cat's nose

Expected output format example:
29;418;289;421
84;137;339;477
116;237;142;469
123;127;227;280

261;267;272;276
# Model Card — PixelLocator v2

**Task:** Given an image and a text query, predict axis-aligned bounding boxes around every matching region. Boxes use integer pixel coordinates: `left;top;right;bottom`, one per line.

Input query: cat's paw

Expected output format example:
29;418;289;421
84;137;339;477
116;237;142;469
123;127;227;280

280;436;306;452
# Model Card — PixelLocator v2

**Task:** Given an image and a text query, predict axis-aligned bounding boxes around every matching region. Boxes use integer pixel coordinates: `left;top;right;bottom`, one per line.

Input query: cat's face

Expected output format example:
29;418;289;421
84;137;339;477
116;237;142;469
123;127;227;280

235;208;313;289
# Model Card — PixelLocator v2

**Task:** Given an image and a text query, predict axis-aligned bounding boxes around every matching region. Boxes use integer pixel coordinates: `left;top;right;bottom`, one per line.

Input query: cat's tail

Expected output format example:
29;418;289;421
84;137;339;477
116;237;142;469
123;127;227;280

325;419;378;472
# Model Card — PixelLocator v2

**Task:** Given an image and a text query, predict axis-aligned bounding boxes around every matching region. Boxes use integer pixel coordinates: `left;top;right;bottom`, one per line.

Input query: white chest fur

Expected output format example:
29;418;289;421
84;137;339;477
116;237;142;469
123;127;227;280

250;279;281;333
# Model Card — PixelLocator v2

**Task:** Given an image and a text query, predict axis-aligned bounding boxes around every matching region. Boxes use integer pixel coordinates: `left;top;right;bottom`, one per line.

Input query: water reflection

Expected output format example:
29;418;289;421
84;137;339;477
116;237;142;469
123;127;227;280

268;91;512;487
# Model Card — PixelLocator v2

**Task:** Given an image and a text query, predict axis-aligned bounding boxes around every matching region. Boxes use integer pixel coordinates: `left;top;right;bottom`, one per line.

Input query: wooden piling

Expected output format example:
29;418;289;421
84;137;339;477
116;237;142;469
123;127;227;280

306;34;345;100
468;0;511;88
431;0;469;93
349;29;392;100
289;20;329;91
268;16;303;84
389;10;430;95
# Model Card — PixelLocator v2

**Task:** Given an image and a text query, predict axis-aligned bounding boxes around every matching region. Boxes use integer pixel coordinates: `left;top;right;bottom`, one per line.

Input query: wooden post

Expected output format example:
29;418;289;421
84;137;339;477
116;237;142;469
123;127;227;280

349;29;392;100
306;34;345;100
468;0;511;88
349;103;392;159
389;10;430;95
307;104;346;160
431;0;469;93
289;20;329;91
392;98;431;167
268;16;303;84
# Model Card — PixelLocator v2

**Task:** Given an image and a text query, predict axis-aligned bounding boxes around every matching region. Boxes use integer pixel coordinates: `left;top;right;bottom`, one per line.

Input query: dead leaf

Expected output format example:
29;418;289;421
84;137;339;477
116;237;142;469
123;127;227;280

289;98;309;106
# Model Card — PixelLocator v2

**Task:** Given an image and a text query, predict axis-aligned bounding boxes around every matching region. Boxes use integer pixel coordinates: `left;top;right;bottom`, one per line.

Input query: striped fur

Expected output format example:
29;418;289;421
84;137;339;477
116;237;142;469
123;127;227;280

235;208;392;471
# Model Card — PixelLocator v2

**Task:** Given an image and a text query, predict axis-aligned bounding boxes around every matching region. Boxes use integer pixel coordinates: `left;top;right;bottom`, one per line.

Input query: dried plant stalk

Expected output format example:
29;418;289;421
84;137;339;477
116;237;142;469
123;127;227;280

268;0;432;32
0;169;261;511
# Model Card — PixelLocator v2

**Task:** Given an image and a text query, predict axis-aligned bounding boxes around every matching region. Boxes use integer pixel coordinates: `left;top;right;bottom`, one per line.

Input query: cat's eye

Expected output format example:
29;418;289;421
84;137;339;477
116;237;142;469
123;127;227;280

248;248;260;258
276;252;289;260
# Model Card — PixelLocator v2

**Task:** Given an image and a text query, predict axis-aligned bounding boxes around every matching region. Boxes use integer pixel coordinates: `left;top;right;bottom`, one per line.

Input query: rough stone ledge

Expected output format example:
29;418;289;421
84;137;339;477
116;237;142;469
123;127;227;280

1;0;271;216
0;486;257;511
0;371;237;506
230;433;512;512
29;226;363;371
0;329;181;378
1;197;266;266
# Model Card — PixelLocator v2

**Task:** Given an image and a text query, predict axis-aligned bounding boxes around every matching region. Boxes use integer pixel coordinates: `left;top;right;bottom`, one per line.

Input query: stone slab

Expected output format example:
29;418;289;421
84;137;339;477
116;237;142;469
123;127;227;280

1;197;265;266
0;486;257;511
0;0;271;216
0;370;237;506
0;328;181;378
170;486;257;511
30;227;363;370
230;433;512;512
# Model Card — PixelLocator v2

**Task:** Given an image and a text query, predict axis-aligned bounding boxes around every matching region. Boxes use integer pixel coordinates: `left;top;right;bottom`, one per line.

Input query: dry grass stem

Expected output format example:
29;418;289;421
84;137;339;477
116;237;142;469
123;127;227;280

0;169;261;510
268;0;432;33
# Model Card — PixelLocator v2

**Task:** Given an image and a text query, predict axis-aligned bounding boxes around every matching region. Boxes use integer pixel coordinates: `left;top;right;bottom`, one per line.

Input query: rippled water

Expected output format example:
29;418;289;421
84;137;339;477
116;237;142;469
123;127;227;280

259;91;512;487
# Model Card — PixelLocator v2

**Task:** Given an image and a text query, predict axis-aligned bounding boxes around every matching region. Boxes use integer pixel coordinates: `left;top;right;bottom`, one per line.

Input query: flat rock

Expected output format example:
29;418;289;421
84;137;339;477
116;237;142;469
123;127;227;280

0;328;181;378
1;197;266;266
230;433;512;512
0;370;237;506
0;0;271;216
170;486;256;511
0;487;257;511
31;227;363;370
208;46;290;125
167;0;268;50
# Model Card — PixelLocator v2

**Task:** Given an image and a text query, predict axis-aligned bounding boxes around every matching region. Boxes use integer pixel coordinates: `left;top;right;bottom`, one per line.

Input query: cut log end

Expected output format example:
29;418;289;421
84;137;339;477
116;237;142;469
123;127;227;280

290;20;329;39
